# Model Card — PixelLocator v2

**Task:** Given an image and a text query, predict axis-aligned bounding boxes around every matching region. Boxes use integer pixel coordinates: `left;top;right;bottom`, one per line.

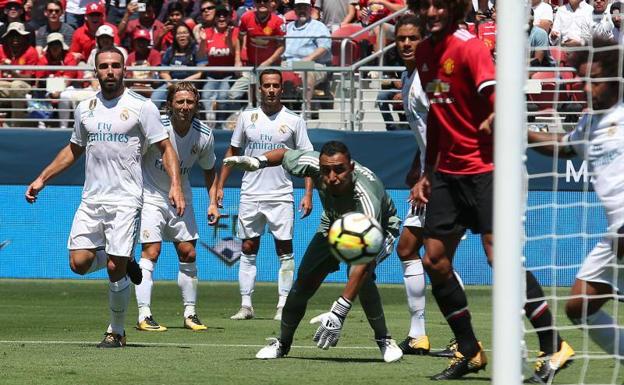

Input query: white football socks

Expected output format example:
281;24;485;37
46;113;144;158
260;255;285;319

179;262;198;318
402;259;426;338
575;310;624;358
109;276;130;335
135;258;155;322
239;253;256;308
278;253;294;308
87;248;108;274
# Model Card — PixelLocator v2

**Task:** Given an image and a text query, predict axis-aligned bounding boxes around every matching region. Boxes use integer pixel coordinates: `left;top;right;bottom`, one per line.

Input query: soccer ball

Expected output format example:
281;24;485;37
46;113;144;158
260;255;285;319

328;212;384;265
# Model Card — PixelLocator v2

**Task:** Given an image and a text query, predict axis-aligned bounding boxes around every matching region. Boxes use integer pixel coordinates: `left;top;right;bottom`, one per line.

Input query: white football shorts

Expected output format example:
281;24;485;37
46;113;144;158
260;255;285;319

237;200;294;240
403;204;425;228
576;237;624;292
139;200;199;243
68;201;141;257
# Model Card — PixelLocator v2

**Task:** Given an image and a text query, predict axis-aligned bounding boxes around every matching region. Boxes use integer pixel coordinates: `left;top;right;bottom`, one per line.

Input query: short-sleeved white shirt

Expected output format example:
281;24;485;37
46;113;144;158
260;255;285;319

401;68;428;172
565;102;624;230
70;88;168;208
143;116;216;205
231;106;313;201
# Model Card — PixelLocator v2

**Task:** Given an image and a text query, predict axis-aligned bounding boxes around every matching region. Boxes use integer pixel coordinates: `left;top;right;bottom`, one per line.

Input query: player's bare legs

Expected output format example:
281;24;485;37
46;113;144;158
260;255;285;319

275;238;294;320
232;237;261;319
396;226;429;354
175;240;206;330
566;279;622;356
69;249;99;275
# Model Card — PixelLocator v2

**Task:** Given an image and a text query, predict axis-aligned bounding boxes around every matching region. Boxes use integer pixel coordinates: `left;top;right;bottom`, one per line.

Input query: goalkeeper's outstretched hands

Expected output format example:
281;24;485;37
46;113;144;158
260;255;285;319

222;155;265;171
310;296;352;349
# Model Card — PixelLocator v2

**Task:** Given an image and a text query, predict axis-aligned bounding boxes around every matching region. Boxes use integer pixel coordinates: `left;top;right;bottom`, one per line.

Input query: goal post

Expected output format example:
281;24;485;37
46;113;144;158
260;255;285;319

493;0;526;383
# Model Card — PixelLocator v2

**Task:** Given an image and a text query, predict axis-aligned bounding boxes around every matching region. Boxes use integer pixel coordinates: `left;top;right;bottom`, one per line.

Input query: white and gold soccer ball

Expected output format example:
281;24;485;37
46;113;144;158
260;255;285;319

328;212;384;265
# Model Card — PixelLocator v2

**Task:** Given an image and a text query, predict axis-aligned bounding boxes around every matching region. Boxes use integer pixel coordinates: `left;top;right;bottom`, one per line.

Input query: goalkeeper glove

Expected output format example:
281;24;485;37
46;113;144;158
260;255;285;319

309;296;352;349
222;155;268;171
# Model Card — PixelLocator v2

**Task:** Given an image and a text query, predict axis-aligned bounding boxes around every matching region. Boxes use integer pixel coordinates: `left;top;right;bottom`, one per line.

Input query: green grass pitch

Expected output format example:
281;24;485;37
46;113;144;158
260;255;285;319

0;280;620;385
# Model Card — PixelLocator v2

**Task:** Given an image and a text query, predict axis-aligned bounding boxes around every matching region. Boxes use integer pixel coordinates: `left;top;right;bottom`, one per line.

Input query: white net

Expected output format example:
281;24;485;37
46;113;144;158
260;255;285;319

523;1;624;383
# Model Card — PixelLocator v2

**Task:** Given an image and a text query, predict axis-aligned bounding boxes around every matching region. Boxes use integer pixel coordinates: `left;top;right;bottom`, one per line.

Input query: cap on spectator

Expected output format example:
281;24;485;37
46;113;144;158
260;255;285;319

5;0;24;7
611;2;621;13
85;2;105;15
44;32;69;50
96;24;115;38
293;0;311;5
133;28;150;41
215;4;229;17
1;22;29;38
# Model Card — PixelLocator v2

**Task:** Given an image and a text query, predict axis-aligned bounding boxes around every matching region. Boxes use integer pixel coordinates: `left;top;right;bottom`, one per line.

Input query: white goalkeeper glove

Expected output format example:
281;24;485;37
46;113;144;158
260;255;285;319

222;155;267;171
310;296;352;349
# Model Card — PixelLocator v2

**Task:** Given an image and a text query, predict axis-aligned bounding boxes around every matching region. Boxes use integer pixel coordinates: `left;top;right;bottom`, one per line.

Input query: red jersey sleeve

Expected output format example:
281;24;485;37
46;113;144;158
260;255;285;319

239;12;251;33
463;38;495;95
35;55;48;78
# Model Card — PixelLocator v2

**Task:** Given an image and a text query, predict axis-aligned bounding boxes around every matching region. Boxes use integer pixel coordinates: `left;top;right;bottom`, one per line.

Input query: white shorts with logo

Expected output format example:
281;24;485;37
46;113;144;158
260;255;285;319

576;237;624;292
237;200;294;240
403;205;425;228
68;201;141;257
139;201;199;243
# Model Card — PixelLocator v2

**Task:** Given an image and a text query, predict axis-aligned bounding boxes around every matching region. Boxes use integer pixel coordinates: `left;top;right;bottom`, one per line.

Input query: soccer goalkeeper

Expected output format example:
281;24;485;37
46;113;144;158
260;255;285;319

223;141;403;362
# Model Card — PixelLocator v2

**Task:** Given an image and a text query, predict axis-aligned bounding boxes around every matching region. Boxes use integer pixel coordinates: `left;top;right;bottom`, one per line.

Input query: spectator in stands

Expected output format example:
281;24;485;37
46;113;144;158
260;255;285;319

106;0;131;25
531;0;553;33
35;0;75;56
226;0;284;106
591;0;614;39
35;33;78;129
155;1;184;52
69;2;120;62
118;0;165;47
550;0;593;46
157;0;197;22
0;22;38;126
193;0;216;41
316;0;349;31
0;0;36;46
346;0;404;52
283;0;330;108
126;28;162;97
611;1;623;44
64;0;88;29
199;4;241;127
528;9;555;67
151;22;206;107
86;24;129;65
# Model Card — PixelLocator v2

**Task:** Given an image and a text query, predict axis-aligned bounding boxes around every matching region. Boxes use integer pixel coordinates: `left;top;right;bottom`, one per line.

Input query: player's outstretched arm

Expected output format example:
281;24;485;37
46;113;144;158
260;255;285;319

528;130;575;158
25;142;85;203
309;263;374;349
156;138;186;216
204;167;220;225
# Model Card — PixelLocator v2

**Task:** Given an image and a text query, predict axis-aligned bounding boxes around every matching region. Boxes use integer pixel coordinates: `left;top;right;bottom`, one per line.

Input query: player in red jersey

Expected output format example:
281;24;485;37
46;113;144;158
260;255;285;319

412;0;574;381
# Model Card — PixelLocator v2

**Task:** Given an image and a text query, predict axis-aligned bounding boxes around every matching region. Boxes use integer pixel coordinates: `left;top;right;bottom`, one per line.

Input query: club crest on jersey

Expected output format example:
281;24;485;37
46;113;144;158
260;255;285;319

89;99;97;110
443;58;455;75
142;230;150;239
191;144;199;155
278;124;289;134
421;63;429;72
251;112;258;123
608;124;617;136
120;108;129;121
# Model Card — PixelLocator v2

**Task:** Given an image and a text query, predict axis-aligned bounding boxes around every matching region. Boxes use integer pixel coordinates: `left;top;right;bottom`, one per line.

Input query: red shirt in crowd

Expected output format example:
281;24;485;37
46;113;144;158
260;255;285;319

203;26;239;67
0;45;39;78
35;53;79;79
126;48;162;81
124;19;165;46
239;10;284;65
358;0;404;25
415;28;496;175
69;23;121;60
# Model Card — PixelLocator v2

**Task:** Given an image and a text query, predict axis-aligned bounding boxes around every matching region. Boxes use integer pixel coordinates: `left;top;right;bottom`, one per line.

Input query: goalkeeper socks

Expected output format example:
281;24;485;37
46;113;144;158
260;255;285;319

576;310;624;357
135;258;155;322
109;276;130;335
359;275;389;339
524;271;561;355
239;253;257;307
278;253;295;299
87;248;108;274
178;262;198;315
432;275;479;358
402;259;426;337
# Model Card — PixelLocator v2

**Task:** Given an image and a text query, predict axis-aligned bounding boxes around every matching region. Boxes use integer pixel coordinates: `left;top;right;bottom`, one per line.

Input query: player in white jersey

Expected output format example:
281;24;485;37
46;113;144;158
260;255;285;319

528;39;624;361
393;14;432;356
135;82;220;332
25;47;185;348
217;69;314;321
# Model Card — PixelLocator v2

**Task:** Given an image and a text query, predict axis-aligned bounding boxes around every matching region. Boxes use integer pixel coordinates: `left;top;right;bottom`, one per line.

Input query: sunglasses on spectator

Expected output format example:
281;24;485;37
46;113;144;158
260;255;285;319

201;5;215;11
46;8;61;13
6;4;21;10
255;0;270;4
